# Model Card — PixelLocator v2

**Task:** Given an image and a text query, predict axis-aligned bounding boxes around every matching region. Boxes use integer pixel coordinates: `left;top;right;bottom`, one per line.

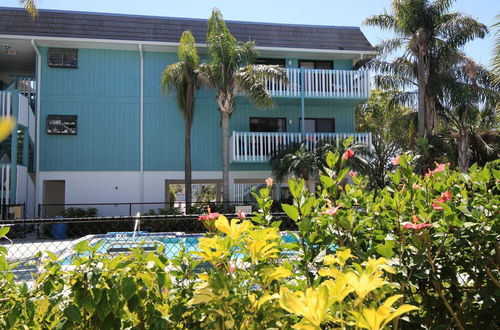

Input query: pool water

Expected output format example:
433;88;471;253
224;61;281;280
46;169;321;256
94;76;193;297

60;232;299;265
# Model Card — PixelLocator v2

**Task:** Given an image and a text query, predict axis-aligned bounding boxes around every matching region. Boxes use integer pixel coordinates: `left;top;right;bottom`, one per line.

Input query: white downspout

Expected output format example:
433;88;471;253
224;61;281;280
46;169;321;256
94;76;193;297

139;44;144;211
31;39;41;217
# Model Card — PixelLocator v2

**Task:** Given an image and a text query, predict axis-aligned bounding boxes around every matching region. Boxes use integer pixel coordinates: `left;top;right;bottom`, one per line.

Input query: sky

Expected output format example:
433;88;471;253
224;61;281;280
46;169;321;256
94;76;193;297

2;0;498;66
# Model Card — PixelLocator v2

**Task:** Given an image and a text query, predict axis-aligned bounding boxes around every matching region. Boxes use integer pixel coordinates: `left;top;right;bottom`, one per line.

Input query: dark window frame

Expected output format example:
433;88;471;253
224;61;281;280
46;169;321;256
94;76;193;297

48;48;78;68
249;117;287;132
255;58;286;67
299;118;335;133
299;60;333;70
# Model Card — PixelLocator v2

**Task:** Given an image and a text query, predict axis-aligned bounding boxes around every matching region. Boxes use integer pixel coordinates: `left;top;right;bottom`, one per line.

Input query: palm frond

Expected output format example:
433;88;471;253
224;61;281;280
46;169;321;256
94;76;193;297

364;13;397;31
432;0;455;16
161;62;184;94
19;0;37;18
178;30;199;67
491;16;500;85
236;41;259;66
375;37;406;56
234;65;287;109
436;15;488;49
197;63;216;90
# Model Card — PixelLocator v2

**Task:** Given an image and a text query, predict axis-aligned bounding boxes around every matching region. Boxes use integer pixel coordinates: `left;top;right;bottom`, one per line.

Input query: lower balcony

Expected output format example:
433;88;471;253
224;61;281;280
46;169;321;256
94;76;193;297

230;131;372;163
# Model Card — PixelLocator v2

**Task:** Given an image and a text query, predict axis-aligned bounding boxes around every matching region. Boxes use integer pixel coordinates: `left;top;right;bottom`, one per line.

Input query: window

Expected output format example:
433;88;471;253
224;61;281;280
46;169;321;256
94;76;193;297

299;60;333;70
250;117;286;132
46;115;78;135
255;58;286;67
48;48;78;68
300;118;335;133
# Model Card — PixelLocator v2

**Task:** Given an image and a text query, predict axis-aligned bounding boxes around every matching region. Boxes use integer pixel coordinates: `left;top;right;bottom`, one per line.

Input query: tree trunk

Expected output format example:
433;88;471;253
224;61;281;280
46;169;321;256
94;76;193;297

185;119;192;208
221;111;230;212
458;127;470;172
417;55;427;138
424;95;436;136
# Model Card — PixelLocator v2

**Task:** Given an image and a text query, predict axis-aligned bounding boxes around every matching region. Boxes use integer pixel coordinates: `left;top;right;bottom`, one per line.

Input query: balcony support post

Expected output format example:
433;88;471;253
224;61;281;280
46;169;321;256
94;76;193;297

300;68;305;140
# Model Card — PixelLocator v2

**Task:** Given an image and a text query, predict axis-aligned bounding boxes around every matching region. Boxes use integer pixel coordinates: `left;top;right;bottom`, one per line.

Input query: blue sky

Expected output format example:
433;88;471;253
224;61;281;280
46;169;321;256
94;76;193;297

3;0;498;65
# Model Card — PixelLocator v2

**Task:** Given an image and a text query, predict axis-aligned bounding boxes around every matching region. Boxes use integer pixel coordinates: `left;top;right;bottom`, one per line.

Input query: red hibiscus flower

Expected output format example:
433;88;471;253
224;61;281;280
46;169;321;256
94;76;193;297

403;223;433;230
322;204;342;216
425;162;449;178
342;149;355;161
432;191;452;210
391;155;400;166
349;170;357;177
198;212;220;221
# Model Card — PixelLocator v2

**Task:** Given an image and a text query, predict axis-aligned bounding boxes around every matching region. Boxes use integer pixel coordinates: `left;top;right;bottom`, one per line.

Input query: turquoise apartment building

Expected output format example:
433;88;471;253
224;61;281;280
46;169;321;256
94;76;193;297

0;8;375;216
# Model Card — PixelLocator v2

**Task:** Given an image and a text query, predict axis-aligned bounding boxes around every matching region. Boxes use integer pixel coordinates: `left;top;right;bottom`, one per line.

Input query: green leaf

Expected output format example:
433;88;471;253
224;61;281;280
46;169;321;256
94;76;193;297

0;226;10;238
326;151;339;168
342;136;354;148
63;304;82;322
300;197;316;217
288;179;304;199
281;204;299;221
127;294;140;312
320;175;334;188
121;277;137;300
393;170;401;185
375;240;395;259
337;168;349;183
81;296;95;314
73;240;90;254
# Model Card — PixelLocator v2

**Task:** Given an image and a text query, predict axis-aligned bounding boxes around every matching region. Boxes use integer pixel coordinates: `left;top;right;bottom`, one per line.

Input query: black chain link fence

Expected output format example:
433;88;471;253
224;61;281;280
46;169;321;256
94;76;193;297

1;202;294;283
38;201;269;218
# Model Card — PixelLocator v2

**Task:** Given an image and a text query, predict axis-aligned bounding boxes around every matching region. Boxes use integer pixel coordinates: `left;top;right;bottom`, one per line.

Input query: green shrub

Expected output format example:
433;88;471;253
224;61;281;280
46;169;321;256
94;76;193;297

61;207;97;218
1;144;498;328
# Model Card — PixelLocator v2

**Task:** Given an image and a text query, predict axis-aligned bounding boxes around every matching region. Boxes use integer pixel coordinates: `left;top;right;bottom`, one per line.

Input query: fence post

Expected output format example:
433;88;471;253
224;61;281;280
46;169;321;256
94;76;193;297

22;203;26;237
129;203;132;217
37;203;41;218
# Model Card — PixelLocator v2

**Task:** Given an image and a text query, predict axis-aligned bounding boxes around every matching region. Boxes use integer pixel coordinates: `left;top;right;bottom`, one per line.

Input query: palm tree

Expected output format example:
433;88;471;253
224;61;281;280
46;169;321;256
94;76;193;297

198;9;287;207
356;89;417;188
161;31;200;207
435;59;499;171
364;0;488;138
270;143;318;184
270;139;369;190
19;0;37;18
493;16;500;85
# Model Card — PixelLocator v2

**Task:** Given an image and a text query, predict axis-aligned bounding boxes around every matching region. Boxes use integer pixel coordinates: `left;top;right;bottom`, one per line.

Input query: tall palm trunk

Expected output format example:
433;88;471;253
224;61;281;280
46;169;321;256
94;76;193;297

458;112;470;172
185;119;192;208
424;95;436;136
221;111;230;211
417;54;427;138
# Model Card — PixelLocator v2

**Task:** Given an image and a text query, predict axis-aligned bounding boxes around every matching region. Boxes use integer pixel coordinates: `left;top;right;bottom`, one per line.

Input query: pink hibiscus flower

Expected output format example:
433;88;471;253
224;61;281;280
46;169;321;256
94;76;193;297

342;149;355;161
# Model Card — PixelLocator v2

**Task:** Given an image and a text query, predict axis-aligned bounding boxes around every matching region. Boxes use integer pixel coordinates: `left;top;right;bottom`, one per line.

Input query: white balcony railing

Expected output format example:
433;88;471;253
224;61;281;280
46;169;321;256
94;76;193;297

1;164;11;205
231;131;372;163
266;69;370;99
0;91;12;117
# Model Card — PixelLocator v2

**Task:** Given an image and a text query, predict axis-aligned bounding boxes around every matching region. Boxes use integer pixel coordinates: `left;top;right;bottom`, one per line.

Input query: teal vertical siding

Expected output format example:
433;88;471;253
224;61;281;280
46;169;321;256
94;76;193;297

334;59;353;70
39;47;360;173
143;51;221;171
40;47;140;171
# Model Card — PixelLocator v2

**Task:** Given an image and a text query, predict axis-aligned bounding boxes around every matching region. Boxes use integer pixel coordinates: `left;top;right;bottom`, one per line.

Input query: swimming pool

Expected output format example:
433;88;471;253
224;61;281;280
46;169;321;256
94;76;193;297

60;231;299;265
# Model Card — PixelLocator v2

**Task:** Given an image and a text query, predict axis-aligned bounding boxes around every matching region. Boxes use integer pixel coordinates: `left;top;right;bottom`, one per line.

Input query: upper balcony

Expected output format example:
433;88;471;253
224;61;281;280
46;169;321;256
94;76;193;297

230;131;372;163
266;69;370;99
